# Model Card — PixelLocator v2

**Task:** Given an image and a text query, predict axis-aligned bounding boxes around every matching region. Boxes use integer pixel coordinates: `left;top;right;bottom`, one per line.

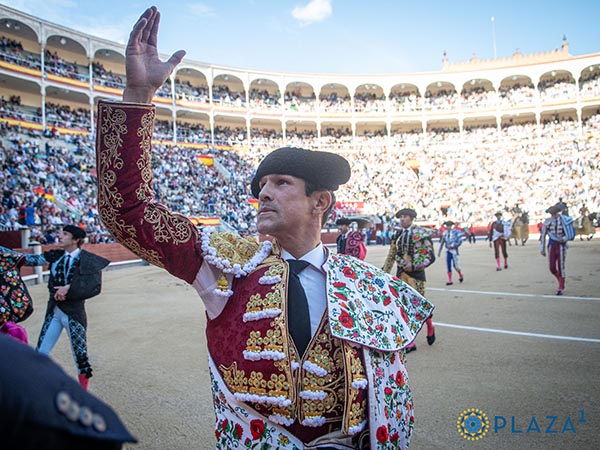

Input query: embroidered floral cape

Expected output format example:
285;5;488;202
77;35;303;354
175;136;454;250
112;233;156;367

382;226;435;274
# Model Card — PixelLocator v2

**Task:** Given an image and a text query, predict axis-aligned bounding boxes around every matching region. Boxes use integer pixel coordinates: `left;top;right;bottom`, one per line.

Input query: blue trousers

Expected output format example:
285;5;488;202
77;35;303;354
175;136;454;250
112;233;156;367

446;249;461;272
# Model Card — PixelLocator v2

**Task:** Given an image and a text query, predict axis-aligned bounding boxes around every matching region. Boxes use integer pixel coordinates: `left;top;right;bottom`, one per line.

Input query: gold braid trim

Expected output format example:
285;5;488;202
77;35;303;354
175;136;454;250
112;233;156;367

341;341;368;432
382;237;397;273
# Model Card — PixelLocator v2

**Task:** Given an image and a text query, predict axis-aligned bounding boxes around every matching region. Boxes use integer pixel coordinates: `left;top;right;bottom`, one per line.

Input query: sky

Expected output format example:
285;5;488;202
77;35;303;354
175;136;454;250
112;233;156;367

4;0;600;74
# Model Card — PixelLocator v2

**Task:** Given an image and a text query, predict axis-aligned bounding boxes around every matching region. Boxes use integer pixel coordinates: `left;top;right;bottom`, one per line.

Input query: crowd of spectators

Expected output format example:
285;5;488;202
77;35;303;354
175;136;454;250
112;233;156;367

1;53;599;242
249;88;281;110
212;84;246;108
44;50;89;82
177;122;210;144
353;92;386;113
336;118;600;227
579;71;600;98
389;91;421;112
284;90;317;112
539;78;578;102
0;130;111;243
175;79;209;103
423;89;459;111
1;113;598;243
45;103;90;131
150;144;258;234
92;61;126;89
499;83;536;108
0;35;41;70
0;95;40;124
3;36;600;114
249;128;283;151
461;87;497;110
319;92;352;113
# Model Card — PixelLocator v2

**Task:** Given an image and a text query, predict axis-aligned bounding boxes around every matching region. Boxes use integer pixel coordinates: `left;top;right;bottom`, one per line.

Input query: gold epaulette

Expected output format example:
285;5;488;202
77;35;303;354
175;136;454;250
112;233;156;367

209;232;261;267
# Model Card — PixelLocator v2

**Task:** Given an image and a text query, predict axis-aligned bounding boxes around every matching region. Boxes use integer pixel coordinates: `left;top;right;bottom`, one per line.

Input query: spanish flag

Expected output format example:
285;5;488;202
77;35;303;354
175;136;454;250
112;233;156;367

189;217;220;226
248;198;259;209
197;155;214;166
33;187;55;201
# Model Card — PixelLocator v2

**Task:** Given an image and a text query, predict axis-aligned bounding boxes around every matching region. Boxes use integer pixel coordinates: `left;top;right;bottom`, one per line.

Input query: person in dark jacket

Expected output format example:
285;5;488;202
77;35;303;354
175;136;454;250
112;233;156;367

335;217;351;254
0;333;136;450
7;225;110;390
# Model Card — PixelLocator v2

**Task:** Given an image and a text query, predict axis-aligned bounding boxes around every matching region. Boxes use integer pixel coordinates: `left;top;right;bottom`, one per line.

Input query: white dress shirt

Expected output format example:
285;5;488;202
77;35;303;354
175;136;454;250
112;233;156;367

281;244;327;336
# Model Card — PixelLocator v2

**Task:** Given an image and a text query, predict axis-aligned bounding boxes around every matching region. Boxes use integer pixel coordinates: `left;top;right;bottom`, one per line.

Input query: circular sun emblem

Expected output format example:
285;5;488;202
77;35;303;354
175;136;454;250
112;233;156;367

457;408;490;441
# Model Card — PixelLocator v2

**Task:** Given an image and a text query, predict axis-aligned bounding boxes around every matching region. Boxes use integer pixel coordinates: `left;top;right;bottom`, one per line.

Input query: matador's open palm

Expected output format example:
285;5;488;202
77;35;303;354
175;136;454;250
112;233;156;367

124;6;186;103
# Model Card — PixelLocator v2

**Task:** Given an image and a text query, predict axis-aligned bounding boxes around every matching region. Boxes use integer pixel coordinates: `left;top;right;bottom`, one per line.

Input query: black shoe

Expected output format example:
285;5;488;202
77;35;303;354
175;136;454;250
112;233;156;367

405;345;417;353
504;264;508;269
427;333;436;346
446;282;453;285
556;290;563;296
459;276;464;283
496;268;502;271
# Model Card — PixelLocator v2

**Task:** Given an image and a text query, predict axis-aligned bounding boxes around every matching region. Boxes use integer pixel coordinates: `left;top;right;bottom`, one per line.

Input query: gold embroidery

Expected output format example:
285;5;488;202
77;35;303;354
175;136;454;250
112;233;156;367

244;328;284;355
266;373;291;398
96;102;199;269
248;371;267;395
220;362;249;394
219;364;291;399
245;291;282;315
263;262;285;277
347;399;368;428
298;316;345;422
217;257;366;428
143;204;197;244
347;342;367;384
209;232;261;267
342;342;368;431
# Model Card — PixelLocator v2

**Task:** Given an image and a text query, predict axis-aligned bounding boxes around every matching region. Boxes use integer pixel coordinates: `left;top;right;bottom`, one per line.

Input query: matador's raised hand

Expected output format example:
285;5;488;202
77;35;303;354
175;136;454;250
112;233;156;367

124;6;186;104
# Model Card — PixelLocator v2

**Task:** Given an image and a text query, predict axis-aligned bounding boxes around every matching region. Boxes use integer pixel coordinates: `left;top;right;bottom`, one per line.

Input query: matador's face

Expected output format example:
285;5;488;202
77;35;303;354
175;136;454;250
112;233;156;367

398;214;414;229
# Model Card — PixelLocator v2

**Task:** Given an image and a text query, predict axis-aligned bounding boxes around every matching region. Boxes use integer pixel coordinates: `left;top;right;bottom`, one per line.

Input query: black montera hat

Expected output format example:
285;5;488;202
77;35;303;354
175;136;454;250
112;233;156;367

336;218;352;226
495;212;503;217
63;225;86;240
395;208;417;219
443;220;455;227
250;147;351;198
546;205;562;215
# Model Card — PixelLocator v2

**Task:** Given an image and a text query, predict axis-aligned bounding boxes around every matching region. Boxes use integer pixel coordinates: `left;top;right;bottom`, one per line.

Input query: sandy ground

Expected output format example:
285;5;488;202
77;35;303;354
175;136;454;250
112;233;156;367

19;237;600;450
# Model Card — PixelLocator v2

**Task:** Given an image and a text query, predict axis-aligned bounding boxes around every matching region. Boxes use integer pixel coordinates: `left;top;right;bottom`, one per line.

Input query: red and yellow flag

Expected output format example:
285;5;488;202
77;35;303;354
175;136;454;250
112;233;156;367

248;199;259;209
197;155;214;166
189;217;220;226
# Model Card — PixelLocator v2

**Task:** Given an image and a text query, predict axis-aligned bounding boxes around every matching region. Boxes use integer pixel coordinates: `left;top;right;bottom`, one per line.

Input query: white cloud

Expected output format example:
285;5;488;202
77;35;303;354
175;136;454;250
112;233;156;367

292;0;332;27
187;2;217;18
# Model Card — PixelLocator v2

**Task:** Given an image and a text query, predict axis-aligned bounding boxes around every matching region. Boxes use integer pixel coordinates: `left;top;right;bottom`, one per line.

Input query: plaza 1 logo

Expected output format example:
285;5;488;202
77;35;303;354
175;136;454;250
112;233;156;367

457;408;490;441
457;408;588;440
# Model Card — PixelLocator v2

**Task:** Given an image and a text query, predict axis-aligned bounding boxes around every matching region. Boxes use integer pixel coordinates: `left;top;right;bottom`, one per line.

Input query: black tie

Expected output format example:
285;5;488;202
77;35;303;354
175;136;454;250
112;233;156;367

63;254;71;275
286;259;311;357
